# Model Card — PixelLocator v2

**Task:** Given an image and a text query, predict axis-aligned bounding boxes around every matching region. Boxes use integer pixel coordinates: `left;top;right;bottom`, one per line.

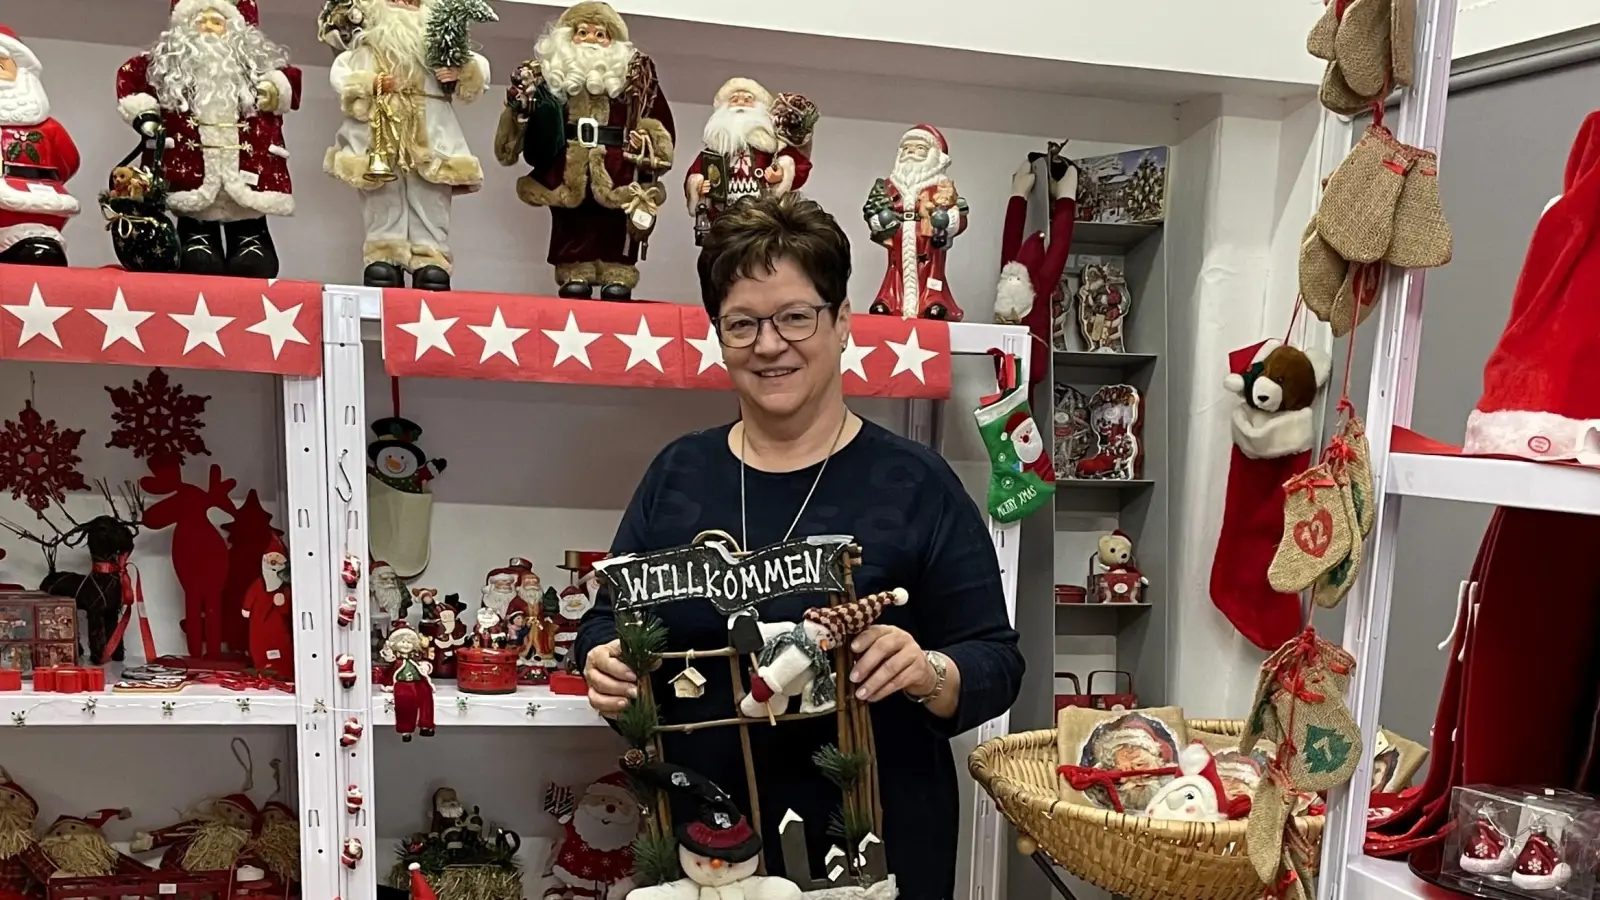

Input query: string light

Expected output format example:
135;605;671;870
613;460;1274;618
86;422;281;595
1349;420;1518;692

1;695;295;724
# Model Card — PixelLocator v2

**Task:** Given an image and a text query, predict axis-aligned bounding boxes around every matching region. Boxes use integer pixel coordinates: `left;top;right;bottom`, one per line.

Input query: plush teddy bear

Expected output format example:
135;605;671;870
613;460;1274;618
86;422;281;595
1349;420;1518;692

1222;339;1331;459
1096;531;1136;573
1144;742;1251;822
1092;530;1150;604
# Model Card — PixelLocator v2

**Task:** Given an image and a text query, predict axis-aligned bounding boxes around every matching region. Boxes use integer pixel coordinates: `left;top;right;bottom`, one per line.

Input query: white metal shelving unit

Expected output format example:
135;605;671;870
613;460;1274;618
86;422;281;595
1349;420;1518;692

334;285;1029;900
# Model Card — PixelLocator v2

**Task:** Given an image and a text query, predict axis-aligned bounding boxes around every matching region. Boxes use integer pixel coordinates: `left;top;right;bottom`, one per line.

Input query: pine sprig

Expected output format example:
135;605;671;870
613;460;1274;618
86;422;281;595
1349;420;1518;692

812;744;870;792
424;0;497;69
616;690;659;750
616;613;668;675
632;832;681;886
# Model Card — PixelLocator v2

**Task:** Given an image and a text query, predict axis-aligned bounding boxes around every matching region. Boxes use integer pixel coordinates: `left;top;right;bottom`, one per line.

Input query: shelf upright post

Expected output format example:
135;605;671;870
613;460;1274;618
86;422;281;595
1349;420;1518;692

323;285;380;900
1316;0;1459;897
283;367;340;896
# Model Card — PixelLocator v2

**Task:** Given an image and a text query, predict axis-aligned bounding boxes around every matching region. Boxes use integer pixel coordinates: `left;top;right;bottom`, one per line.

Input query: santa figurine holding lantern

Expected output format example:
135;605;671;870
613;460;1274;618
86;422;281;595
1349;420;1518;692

0;25;80;267
863;124;969;321
683;77;813;243
115;0;301;278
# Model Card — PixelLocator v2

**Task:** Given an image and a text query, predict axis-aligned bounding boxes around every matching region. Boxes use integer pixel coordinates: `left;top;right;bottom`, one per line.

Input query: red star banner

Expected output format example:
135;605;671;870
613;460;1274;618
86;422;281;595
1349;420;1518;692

380;290;952;399
0;265;322;376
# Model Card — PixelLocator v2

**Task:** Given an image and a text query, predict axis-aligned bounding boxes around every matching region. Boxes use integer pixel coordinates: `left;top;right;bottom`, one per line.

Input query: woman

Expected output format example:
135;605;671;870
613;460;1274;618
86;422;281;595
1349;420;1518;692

576;194;1023;900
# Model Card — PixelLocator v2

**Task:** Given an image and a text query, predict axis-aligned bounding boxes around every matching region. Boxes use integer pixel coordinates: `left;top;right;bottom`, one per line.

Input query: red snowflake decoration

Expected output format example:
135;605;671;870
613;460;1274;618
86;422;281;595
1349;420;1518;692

0;400;88;512
106;368;211;466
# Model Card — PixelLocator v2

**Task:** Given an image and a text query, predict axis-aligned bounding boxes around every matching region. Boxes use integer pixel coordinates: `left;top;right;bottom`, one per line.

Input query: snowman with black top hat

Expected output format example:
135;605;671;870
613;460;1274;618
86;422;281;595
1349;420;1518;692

628;762;802;900
367;416;447;580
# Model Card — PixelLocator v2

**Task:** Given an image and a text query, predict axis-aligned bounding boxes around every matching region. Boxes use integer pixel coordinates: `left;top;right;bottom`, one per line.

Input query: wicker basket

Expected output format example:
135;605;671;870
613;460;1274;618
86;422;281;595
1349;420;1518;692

969;718;1324;900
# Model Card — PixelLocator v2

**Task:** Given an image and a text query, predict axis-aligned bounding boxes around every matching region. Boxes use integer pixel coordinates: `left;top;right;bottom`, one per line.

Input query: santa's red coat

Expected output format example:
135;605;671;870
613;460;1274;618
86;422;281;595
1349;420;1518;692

871;177;968;320
114;54;301;219
0;118;81;247
686;145;811;214
550;819;633;894
241;578;293;680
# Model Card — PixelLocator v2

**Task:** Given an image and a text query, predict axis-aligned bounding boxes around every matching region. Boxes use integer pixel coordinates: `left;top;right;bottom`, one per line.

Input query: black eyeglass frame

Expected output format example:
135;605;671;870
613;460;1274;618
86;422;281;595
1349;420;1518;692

714;304;834;349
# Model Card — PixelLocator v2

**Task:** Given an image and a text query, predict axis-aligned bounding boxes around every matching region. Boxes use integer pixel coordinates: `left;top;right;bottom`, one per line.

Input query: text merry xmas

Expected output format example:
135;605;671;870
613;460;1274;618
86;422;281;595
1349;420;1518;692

599;539;850;615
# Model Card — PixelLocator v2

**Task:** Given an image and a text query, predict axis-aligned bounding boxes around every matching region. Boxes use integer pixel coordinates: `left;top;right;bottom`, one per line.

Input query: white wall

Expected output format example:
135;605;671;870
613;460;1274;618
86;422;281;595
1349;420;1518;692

1455;0;1600;60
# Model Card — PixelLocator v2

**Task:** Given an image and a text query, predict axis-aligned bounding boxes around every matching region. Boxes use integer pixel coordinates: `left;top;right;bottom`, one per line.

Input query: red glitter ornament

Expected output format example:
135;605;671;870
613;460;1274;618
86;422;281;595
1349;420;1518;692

105;368;211;466
0;400;88;512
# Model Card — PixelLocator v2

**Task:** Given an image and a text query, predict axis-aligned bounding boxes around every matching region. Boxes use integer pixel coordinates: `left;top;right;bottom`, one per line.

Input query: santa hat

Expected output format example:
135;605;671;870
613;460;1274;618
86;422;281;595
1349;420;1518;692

46;808;131;836
902;124;949;155
215;794;260;820
264;535;287;557
1464;110;1600;464
170;0;259;28
714;77;773;109
486;560;530;583
1149;743;1251;820
585;771;635;809
408;863;439;900
803;588;909;639
0;26;40;74
557;1;628;42
0;767;38;818
1005;410;1033;435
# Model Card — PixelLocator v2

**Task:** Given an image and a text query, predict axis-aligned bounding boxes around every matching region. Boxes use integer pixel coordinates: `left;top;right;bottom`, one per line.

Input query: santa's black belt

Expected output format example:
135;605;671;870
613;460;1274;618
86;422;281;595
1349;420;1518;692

2;164;58;181
565;119;626;147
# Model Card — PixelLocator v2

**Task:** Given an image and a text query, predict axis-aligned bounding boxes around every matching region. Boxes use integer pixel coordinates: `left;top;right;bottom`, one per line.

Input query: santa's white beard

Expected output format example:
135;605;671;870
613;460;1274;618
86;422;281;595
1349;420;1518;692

994;262;1035;322
372;577;406;617
702;104;778;157
890;151;948;198
482;586;516;616
359;0;427;83
535;26;633;98
574;805;635;853
262;562;286;593
148;24;288;120
0;69;50;126
517;588;542;606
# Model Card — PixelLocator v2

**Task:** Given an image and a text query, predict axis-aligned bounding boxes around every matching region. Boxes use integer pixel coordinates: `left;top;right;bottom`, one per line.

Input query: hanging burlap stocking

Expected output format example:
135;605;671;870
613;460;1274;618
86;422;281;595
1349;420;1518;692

1391;0;1415;86
1311;446;1365;609
1320;61;1373;115
1318;129;1412;263
1334;0;1394;97
1299;222;1348;323
1269;464;1353;593
1247;769;1293;881
1342;416;1376;536
1331;260;1384;338
1307;0;1339;60
1385;148;1453;269
1272;635;1361;793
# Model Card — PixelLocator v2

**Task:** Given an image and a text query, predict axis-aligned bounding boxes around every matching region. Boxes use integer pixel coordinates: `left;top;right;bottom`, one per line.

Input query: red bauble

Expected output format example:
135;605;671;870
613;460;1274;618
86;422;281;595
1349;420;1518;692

0;400;87;511
105;367;211;465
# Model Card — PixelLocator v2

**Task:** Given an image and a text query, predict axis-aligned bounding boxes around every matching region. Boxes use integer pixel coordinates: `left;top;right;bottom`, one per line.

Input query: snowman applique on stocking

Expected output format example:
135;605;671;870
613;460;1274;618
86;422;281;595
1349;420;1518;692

366;416;447;579
975;349;1055;523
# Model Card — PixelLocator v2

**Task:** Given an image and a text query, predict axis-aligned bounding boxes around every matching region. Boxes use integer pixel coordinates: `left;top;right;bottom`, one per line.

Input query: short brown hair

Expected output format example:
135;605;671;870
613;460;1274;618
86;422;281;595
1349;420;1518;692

697;193;851;319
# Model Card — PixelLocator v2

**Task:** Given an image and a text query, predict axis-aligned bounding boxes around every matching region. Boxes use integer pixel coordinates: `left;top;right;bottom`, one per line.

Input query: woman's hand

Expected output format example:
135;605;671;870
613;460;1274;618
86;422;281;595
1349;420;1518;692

584;640;637;715
849;625;935;703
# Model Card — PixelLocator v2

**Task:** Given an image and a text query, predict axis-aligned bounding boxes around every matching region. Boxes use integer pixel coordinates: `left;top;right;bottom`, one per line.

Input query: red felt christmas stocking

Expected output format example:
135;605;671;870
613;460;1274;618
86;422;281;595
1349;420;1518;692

1208;341;1328;651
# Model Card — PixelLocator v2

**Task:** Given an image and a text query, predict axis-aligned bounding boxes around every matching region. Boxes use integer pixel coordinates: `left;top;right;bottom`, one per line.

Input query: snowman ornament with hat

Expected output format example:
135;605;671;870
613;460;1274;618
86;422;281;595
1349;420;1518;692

627;762;802;900
739;589;909;720
367;416;447;580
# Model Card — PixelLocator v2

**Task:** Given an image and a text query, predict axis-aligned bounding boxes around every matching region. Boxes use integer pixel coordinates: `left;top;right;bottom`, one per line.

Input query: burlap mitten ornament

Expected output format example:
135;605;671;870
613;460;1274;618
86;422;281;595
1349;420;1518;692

1311;454;1365;609
1335;0;1394;97
1273;637;1361;793
1268;464;1353;593
1299;222;1348;323
1307;0;1339;60
1320;61;1372;116
1318;129;1413;263
1341;416;1376;536
1385;148;1453;269
1391;0;1415;87
1247;769;1293;882
1331;260;1384;338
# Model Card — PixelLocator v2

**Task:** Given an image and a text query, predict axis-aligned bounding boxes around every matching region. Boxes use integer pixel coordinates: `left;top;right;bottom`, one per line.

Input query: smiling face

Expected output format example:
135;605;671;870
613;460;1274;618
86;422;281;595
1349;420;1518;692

680;846;759;887
720;257;848;422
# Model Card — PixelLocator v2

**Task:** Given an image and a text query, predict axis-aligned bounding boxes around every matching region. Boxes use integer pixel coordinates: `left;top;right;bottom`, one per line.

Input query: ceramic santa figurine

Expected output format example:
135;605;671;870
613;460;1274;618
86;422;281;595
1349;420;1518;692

0;26;79;267
131;793;258;873
473;604;508;649
482;558;532;618
327;0;489;291
553;551;605;671
241;534;293;679
684;78;813;244
543;773;638;900
382;624;436;740
115;0;300;278
863;124;969;321
625;763;800;900
420;591;466;678
496;1;675;300
369;558;410;653
740;589;908;719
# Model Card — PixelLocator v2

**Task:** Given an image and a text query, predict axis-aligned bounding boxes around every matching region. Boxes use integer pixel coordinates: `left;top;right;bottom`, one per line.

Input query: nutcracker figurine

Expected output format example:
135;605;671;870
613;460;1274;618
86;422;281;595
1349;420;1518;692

863;124;969;321
495;1;675;300
683;78;814;244
114;0;301;278
382;625;436;741
0;26;80;266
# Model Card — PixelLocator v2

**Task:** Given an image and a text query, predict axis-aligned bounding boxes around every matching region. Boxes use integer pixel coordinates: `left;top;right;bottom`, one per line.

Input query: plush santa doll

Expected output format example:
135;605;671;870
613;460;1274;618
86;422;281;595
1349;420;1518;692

327;0;489;291
115;0;301;278
993;150;1080;384
1142;743;1250;822
26;808;140;879
0;26;79;267
0;767;40;895
864;124;969;321
241;534;293;680
543;773;638;900
495;1;675;300
242;800;299;883
683;77;812;241
132;793;258;873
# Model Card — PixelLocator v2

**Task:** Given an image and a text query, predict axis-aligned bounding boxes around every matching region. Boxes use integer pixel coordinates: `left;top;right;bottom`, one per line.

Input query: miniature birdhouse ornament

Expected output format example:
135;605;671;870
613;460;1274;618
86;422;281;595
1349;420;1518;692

672;654;707;699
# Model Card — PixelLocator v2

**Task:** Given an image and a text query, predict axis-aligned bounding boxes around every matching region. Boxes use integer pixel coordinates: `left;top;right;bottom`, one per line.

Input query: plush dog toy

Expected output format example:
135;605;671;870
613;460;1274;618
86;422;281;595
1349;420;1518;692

1222;340;1331;459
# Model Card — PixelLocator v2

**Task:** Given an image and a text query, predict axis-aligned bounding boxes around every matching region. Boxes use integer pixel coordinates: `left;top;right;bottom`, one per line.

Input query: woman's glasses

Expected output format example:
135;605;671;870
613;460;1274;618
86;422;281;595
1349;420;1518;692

716;304;828;349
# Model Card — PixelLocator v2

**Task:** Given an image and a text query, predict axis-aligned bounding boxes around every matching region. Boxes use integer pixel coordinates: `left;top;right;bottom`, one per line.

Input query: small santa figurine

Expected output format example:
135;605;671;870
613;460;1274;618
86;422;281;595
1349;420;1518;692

472;604;508;649
515;568;547;619
863;124;969;321
684;78;812;243
0;26;79;267
241;535;293;680
481;560;528;618
420;592;467;678
115;0;301;278
543;773;638;900
552;551;605;671
381;625;436;741
1142;743;1249;822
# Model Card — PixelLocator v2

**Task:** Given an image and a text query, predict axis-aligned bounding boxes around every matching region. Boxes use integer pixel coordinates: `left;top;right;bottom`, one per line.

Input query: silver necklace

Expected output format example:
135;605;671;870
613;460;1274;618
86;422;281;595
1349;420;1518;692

740;411;849;550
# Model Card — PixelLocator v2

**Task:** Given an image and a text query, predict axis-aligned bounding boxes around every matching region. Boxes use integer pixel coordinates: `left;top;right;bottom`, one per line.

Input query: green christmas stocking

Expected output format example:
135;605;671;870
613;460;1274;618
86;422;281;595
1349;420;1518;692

975;350;1055;523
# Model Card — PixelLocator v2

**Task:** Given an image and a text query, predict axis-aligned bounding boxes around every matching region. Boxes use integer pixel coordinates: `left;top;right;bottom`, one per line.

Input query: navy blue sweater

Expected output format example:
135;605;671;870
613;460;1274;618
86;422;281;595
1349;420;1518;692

575;419;1024;900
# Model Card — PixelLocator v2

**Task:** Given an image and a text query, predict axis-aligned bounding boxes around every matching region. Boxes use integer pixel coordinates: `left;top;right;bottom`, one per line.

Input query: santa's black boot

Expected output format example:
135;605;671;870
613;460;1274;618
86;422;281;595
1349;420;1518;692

868;300;893;316
224;217;280;279
558;281;593;299
177;217;226;276
412;266;451;291
0;237;68;266
600;283;632;301
363;262;406;288
922;303;950;320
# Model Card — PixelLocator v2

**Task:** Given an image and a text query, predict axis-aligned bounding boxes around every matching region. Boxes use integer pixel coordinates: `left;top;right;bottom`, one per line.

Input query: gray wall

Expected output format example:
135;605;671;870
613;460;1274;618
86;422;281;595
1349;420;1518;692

1324;57;1600;757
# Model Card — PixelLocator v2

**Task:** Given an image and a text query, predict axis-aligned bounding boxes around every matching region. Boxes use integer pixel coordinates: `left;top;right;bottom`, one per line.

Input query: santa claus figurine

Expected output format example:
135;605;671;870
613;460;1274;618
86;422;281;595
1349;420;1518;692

0;766;40;894
481;560;528;618
241;534;293;680
25;808;140;880
552;550;604;672
684;78;812;244
131;793;258;873
496;1;675;300
472;603;508;649
863;124;969;321
993;146;1080;384
327;0;490;291
419;591;466;678
0;26;79;267
115;0;300;278
543;773;637;900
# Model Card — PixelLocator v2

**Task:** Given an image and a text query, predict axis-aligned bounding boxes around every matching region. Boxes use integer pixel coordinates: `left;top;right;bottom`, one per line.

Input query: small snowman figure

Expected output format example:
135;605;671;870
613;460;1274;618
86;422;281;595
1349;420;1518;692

367;416;447;580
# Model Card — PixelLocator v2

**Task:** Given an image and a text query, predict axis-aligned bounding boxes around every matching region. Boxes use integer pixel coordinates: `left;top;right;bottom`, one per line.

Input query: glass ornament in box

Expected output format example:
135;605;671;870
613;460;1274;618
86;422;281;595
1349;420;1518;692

1442;784;1600;900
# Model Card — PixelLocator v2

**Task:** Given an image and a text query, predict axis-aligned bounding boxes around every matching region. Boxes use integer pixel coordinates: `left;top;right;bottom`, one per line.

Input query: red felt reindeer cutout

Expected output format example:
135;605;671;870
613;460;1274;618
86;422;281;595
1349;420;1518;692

142;459;237;661
220;491;281;654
